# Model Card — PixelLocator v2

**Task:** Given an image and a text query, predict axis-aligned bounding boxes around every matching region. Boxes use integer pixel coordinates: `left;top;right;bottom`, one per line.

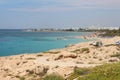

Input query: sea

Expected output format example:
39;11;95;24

0;29;93;56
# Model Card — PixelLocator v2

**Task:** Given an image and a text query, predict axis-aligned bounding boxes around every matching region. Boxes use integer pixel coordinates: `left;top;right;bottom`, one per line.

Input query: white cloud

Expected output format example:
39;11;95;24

57;0;120;9
9;7;78;12
8;0;120;12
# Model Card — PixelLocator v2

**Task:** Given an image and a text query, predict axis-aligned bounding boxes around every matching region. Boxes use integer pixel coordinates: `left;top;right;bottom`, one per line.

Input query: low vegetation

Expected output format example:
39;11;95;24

67;62;120;80
26;57;36;60
43;74;64;80
99;28;120;37
43;51;60;54
81;48;90;53
104;44;115;47
36;54;43;57
15;76;25;80
72;48;90;54
67;67;89;80
110;52;120;57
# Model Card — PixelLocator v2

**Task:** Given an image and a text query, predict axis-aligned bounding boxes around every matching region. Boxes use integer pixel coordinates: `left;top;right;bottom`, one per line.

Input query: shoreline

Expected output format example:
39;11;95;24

0;31;94;57
0;36;120;80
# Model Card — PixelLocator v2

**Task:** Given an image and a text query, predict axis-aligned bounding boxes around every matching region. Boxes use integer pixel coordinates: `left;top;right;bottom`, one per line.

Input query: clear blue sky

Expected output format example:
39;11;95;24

0;0;120;29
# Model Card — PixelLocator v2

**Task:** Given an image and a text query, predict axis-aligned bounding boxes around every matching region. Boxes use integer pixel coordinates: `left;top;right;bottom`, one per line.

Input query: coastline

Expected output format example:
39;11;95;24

0;31;93;56
0;36;120;80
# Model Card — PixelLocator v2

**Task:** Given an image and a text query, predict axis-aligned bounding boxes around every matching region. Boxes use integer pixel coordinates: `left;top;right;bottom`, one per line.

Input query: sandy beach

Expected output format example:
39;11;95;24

0;36;120;80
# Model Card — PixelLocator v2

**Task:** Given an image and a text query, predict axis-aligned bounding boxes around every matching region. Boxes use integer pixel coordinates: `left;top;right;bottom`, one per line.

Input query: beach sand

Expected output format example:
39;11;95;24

0;36;120;80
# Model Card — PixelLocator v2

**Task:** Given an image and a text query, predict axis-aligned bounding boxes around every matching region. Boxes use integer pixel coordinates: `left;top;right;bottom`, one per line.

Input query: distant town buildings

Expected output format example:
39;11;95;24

23;26;120;32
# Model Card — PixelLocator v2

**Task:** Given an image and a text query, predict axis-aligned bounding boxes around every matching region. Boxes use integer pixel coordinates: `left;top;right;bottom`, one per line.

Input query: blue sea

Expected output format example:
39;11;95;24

0;29;93;56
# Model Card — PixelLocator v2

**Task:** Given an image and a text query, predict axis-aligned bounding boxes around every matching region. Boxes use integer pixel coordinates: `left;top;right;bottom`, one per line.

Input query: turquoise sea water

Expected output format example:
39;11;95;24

0;29;93;56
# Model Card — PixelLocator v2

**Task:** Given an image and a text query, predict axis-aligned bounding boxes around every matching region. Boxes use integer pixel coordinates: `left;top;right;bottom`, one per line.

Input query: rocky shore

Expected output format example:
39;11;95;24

0;36;120;80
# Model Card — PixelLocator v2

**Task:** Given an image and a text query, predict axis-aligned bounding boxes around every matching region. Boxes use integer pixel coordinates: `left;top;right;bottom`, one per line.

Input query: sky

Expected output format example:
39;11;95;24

0;0;120;29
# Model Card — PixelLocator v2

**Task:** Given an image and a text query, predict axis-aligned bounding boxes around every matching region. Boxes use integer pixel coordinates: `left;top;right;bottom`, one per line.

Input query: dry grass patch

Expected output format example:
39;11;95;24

72;48;90;54
26;57;36;60
110;52;120;57
43;51;60;54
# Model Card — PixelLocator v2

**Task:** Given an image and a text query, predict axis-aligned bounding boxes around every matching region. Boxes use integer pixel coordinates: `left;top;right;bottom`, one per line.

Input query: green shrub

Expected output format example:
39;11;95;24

77;62;120;80
68;62;120;80
67;73;79;80
67;67;89;80
74;67;89;75
43;74;64;80
99;29;120;37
